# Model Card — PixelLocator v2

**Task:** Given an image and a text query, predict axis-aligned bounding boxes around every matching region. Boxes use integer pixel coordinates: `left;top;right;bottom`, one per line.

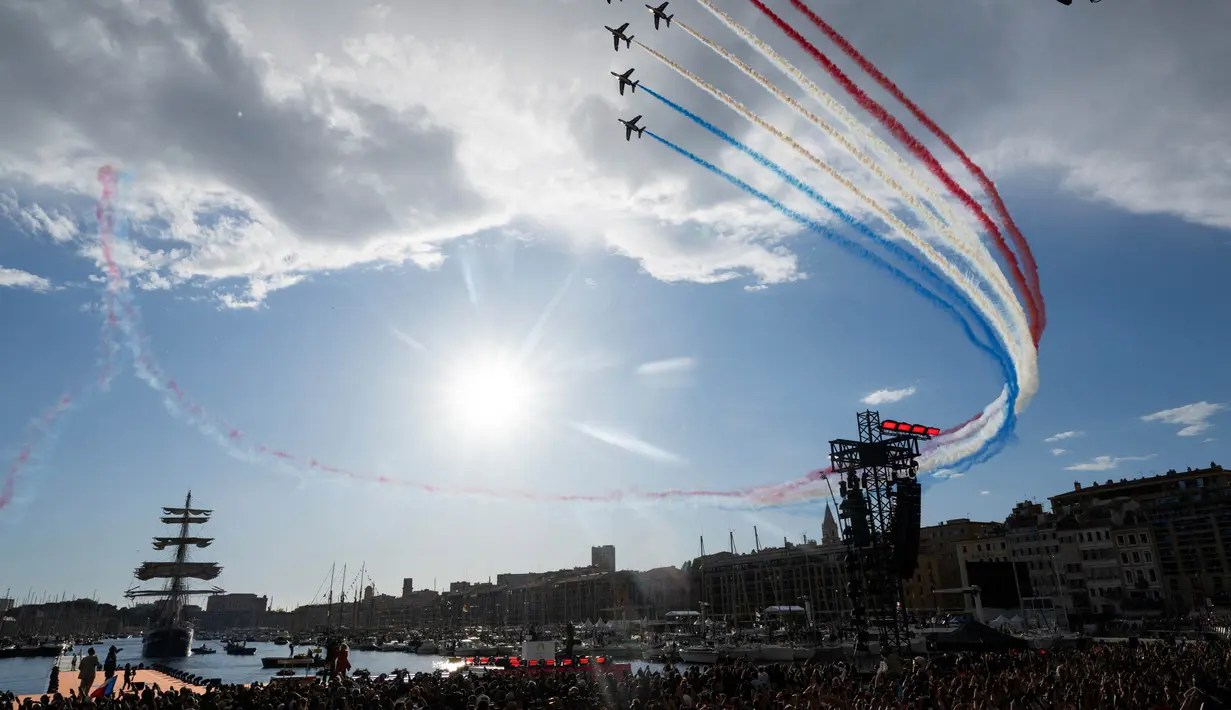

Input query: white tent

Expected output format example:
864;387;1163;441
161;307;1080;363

989;615;1010;628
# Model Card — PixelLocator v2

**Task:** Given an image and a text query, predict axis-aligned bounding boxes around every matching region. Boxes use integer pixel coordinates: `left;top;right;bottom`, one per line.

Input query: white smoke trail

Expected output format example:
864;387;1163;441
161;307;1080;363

636;39;1022;408
689;0;1038;415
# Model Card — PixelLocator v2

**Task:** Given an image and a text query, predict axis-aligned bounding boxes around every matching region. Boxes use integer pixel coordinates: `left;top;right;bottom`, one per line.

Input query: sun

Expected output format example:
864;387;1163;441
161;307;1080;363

442;356;538;436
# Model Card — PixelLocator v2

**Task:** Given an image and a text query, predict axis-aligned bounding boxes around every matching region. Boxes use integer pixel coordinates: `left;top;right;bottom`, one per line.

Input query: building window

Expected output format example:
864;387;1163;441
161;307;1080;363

1142;534;1149;544
1149;569;1157;583
1133;552;1141;563
1121;553;1129;564
1118;535;1125;546
1129;534;1137;545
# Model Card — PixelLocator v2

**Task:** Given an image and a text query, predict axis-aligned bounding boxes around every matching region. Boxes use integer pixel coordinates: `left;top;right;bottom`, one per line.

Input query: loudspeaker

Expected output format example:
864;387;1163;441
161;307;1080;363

892;479;922;579
841;492;871;547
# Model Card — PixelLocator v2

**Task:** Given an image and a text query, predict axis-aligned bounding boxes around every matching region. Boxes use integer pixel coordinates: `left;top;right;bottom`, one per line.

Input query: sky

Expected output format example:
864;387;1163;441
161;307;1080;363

1;0;1229;609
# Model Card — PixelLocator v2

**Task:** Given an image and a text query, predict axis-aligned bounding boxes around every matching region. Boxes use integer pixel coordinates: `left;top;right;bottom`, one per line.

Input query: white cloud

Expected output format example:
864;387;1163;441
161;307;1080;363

1045;431;1083;442
1066;455;1155;472
568;422;686;465
861;386;916;406
636;357;697;376
0;191;79;242
1050;448;1067;456
931;470;965;480
1204;438;1218;443
980;490;990;496
0;266;53;292
0;0;1220;307
1141;402;1227;437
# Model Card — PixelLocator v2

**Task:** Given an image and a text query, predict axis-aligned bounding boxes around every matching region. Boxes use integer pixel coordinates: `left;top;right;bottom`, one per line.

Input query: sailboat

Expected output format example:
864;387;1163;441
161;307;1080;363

124;491;225;657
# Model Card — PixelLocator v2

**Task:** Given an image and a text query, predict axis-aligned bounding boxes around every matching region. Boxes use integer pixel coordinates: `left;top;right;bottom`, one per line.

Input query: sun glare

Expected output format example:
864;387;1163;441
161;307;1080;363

443;356;537;436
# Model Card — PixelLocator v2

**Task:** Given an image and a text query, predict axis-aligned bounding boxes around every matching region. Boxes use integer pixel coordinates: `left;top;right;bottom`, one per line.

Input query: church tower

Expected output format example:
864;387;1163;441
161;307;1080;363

822;503;840;545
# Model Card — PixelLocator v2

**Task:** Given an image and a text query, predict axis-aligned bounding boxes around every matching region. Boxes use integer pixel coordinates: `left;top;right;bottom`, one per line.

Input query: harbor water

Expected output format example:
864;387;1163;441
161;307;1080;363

0;640;666;695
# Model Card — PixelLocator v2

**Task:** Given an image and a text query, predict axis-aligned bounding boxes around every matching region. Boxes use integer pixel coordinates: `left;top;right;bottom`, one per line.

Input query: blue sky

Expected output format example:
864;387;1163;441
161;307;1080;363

1;0;1228;607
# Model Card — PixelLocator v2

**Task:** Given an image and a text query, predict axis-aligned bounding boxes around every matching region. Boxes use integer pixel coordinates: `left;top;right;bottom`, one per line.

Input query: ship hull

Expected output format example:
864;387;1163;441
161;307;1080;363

143;625;194;658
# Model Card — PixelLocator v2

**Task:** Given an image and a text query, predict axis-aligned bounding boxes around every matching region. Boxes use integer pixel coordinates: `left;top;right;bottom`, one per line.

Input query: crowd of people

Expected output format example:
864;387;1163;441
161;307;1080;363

5;639;1231;710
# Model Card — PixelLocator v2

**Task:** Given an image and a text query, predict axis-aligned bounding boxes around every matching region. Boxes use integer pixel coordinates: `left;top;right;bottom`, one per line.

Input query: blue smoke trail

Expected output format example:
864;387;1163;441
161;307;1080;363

643;84;1006;361
643;129;1017;474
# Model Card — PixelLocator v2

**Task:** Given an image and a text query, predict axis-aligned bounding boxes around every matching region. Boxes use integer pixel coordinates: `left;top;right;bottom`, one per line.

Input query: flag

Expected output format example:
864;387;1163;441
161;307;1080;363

90;676;117;698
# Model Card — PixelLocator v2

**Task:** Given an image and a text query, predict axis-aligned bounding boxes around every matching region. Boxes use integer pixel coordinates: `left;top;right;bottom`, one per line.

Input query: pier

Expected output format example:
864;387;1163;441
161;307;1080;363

17;668;229;702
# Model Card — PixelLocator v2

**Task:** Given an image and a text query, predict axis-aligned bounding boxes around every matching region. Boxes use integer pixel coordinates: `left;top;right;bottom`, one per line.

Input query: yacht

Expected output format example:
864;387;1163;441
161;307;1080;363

678;645;721;664
416;640;439;655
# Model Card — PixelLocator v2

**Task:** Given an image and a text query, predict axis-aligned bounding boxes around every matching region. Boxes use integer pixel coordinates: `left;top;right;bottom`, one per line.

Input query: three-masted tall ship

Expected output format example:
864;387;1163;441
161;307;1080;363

124;491;225;657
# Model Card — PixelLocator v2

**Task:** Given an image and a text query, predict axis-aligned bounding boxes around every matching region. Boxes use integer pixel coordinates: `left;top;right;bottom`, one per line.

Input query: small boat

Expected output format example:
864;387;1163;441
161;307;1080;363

273;637;289;646
225;641;257;656
262;654;326;669
678;646;720;664
192;645;216;655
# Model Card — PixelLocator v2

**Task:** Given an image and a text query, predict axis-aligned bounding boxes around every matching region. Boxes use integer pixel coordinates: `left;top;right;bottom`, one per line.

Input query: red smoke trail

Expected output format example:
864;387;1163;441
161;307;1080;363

0;394;77;510
786;0;1044;338
83;166;986;508
746;0;1043;347
91;166;817;505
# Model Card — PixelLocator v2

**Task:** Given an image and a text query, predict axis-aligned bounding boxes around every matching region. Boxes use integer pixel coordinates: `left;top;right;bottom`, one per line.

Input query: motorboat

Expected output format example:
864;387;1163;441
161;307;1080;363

678;646;720;664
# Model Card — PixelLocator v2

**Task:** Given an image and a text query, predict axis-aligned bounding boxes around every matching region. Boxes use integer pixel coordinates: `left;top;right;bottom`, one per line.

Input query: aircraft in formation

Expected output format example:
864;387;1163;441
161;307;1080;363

606;0;622;3
605;22;634;51
611;68;639;95
619;115;646;141
645;2;673;30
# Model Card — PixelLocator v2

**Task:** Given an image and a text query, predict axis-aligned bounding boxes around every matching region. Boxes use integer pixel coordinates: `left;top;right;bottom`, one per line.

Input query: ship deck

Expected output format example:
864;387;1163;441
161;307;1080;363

18;669;246;701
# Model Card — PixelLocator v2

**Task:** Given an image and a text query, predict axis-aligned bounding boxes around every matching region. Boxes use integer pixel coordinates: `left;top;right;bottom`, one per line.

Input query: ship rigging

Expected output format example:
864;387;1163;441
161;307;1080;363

124;491;225;657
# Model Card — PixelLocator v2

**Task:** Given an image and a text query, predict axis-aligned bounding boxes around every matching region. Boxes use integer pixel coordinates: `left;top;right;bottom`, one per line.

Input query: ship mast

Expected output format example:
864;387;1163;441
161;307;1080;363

124;491;225;623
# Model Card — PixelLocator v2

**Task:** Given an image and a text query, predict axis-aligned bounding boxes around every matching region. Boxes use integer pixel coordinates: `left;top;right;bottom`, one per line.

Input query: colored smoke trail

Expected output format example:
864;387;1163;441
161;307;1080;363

689;0;1038;436
1;393;81;511
641;84;1013;384
83;167;830;507
642;84;1020;472
787;0;1044;336
633;40;1026;409
641;129;1017;489
660;18;1033;387
745;0;1042;347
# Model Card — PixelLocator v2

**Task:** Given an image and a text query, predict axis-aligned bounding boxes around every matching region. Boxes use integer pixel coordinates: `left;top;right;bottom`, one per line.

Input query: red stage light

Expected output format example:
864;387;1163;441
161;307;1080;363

880;420;939;437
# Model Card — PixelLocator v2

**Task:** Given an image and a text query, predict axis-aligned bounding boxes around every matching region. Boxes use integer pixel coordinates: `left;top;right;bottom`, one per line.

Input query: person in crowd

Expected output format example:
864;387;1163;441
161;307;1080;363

102;647;119;681
5;637;1231;710
75;648;100;697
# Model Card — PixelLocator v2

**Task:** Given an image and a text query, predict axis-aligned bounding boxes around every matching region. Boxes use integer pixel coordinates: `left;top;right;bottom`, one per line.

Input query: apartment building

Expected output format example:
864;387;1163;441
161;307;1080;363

1050;464;1231;613
902;518;1002;612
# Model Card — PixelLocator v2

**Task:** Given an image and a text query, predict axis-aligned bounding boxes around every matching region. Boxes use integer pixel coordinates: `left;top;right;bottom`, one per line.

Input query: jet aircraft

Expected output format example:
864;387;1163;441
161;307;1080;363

611;68;639;95
646;2;673;29
605;22;634;51
606;0;623;3
619;115;646;141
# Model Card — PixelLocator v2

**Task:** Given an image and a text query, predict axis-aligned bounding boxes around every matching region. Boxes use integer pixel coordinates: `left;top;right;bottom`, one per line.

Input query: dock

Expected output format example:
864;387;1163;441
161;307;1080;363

18;669;220;702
